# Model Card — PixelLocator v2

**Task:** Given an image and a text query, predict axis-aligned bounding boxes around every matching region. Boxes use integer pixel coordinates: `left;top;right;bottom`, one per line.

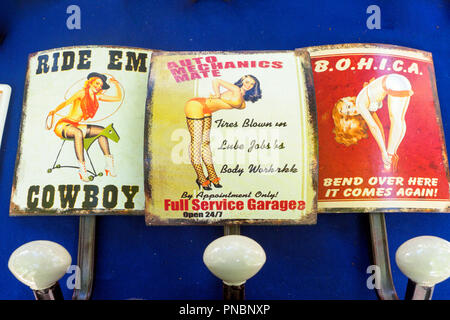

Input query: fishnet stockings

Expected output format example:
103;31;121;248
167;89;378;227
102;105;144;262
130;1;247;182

186;118;207;184
201;116;219;182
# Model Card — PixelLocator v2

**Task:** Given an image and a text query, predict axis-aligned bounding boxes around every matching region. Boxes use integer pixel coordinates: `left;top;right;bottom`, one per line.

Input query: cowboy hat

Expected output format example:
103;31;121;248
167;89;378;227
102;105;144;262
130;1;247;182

87;72;110;90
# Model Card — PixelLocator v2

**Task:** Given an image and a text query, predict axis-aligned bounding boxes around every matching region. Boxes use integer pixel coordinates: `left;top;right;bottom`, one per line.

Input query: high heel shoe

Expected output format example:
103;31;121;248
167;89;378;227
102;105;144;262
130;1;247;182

207;176;222;188
105;154;117;177
78;161;90;182
196;179;212;191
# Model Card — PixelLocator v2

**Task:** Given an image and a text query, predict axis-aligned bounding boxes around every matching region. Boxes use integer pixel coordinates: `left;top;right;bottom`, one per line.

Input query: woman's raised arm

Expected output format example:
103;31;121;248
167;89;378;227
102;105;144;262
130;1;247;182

211;79;240;97
49;90;83;116
99;77;122;102
357;103;389;164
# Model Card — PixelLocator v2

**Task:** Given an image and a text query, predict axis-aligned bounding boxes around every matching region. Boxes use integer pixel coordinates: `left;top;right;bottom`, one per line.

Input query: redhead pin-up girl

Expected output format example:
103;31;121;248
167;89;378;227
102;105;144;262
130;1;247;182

332;73;413;172
184;75;262;190
47;72;122;181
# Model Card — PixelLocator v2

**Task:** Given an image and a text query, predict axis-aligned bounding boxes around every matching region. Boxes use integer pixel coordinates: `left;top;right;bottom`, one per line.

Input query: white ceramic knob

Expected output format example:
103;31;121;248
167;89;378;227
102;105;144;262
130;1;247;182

395;236;450;287
203;235;266;286
8;241;72;290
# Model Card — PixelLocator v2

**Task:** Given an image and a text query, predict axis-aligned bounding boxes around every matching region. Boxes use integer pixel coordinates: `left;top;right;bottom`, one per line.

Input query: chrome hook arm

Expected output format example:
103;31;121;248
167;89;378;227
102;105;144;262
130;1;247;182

72;216;96;300
368;212;399;300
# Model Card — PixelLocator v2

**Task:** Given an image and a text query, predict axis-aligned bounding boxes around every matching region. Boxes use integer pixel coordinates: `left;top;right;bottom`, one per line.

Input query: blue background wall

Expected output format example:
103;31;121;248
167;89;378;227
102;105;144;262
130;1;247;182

0;0;448;299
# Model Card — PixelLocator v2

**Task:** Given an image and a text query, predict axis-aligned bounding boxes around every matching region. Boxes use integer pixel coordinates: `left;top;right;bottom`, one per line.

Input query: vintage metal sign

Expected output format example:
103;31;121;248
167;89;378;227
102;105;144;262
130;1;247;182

145;50;318;225
306;44;450;212
10;46;152;215
0;84;11;147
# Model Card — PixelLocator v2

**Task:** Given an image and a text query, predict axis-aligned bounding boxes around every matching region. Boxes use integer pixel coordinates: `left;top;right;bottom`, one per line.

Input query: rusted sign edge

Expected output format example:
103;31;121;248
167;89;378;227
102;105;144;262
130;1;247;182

306;43;432;61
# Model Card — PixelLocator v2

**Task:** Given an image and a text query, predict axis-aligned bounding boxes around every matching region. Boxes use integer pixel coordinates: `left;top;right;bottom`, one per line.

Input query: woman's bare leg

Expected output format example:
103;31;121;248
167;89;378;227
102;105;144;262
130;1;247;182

387;96;410;155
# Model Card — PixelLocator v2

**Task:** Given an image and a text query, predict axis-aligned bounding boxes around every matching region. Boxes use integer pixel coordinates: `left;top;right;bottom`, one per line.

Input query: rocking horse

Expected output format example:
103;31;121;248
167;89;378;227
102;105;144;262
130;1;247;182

47;123;120;181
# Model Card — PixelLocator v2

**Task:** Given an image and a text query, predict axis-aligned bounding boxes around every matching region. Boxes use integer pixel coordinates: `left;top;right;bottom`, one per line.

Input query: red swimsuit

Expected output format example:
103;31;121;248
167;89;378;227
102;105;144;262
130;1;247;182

54;88;99;137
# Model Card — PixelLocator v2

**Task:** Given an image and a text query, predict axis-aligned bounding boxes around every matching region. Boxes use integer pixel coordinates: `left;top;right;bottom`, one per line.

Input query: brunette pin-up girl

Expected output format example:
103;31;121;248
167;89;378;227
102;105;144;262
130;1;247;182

47;72;122;182
332;73;413;173
184;75;262;190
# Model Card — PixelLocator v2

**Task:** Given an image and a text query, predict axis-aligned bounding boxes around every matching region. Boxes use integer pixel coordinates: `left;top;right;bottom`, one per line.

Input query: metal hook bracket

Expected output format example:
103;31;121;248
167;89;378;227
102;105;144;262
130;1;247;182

369;212;438;300
368;212;399;300
72;216;96;300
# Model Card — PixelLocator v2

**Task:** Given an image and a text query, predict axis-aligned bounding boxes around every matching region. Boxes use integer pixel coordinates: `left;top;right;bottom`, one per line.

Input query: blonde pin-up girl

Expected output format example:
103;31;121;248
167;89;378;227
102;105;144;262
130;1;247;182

332;74;413;172
47;72;122;181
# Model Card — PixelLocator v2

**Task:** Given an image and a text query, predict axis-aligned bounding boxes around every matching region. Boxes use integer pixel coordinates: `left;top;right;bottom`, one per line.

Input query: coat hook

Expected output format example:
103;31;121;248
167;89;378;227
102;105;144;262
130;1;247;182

203;231;265;300
224;224;240;236
8;240;71;300
369;213;450;300
396;235;450;300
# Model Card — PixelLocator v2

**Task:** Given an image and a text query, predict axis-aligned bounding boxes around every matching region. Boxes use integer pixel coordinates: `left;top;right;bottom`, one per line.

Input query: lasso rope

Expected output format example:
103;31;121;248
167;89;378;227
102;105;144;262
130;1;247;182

45;113;55;130
47;75;125;128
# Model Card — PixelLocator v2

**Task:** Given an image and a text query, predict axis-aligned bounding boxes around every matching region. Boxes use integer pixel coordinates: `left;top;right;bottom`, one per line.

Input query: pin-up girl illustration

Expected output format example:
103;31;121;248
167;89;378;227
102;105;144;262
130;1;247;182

184;75;262;190
47;72;122;181
332;73;413;173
